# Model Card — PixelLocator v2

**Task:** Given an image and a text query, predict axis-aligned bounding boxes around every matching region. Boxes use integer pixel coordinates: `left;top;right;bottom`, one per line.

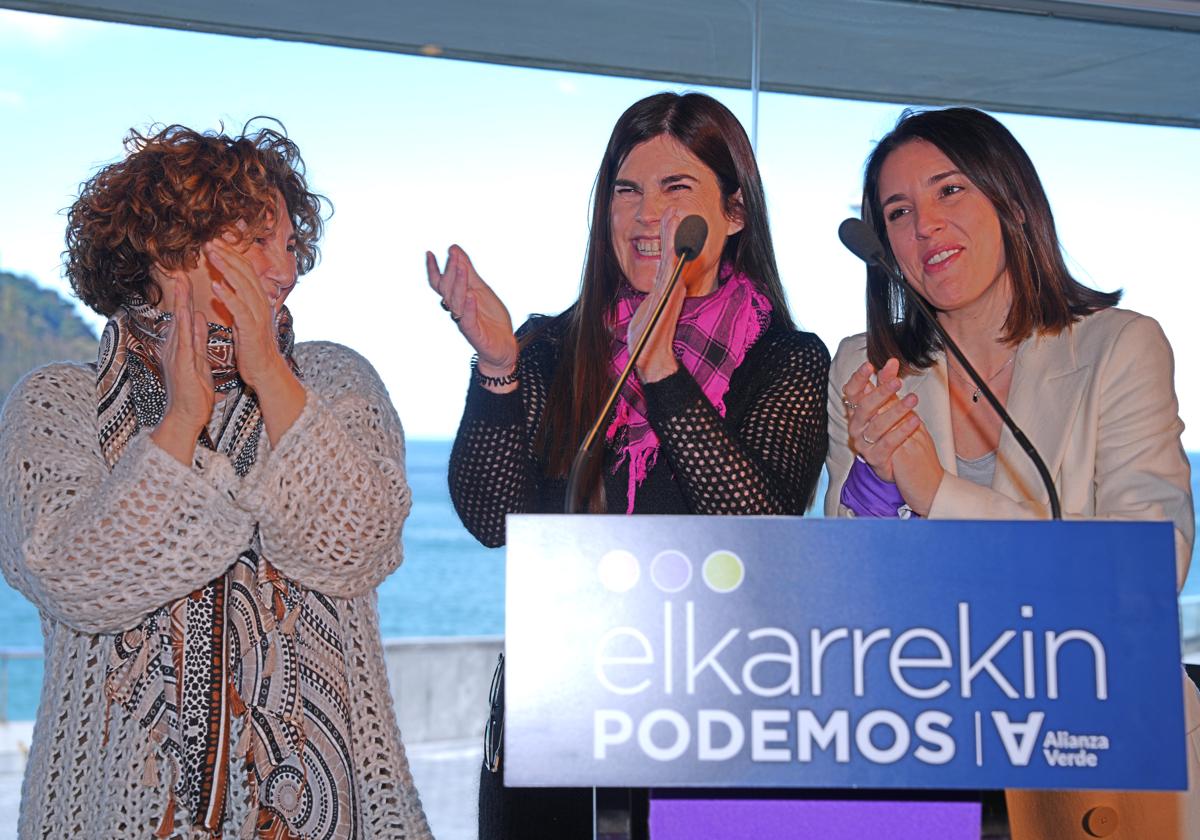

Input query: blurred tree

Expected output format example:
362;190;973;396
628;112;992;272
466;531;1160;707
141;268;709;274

0;271;97;403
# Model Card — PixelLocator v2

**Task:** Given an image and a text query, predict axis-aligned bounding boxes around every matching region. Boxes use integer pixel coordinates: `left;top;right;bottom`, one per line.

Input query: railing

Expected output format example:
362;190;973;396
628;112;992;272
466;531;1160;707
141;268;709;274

0;638;506;737
1181;595;1200;661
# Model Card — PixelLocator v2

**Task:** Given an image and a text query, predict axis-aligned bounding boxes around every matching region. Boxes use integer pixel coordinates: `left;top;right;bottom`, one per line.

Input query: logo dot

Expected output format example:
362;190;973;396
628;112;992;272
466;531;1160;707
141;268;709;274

702;550;744;593
650;550;692;593
598;549;640;592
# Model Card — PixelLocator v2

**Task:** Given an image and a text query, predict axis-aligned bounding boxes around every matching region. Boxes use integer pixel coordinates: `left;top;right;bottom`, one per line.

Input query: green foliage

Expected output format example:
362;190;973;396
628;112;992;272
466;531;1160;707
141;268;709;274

0;271;98;403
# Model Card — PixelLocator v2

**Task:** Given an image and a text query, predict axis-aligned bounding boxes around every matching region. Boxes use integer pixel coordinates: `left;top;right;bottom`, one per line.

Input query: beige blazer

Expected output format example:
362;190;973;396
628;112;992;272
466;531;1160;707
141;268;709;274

826;306;1193;587
825;307;1198;839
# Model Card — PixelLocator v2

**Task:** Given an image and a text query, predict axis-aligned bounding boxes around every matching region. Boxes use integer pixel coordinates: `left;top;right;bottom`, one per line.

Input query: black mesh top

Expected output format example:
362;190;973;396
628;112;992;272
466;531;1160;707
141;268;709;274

449;313;830;548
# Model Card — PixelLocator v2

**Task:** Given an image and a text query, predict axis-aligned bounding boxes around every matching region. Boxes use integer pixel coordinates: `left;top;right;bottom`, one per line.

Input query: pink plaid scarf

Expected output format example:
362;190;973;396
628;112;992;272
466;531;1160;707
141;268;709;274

606;267;772;512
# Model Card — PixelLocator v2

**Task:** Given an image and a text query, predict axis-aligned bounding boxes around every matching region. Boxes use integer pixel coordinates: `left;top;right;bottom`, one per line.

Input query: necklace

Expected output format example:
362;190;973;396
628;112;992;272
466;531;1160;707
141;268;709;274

948;354;1016;404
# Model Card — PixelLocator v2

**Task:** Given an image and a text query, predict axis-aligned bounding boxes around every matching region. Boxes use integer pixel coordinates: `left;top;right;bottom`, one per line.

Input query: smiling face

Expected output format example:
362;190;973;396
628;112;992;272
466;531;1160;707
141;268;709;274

233;193;299;316
609;134;743;295
159;192;298;325
878;139;1012;322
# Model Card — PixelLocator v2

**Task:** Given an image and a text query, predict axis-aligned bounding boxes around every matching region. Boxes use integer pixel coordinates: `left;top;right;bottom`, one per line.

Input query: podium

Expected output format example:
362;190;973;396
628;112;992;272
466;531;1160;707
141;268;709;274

503;515;1187;839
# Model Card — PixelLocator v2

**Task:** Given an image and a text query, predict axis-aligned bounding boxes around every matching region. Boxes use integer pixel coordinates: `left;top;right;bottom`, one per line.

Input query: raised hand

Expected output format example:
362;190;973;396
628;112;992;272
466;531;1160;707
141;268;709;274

204;239;305;444
151;275;214;465
425;246;518;378
841;358;945;512
628;207;686;383
840;358;922;482
204;240;289;392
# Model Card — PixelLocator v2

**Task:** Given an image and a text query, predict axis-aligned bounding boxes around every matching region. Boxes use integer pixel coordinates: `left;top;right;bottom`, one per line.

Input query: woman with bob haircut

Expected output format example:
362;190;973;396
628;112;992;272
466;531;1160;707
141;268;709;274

0;124;431;839
826;106;1198;837
427;91;830;838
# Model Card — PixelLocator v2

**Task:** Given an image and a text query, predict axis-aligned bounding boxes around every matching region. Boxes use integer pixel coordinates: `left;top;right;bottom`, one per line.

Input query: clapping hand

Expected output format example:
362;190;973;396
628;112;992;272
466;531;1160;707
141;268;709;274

627;207;686;384
841;358;944;513
204;239;305;444
841;358;921;482
425;246;518;383
151;275;214;465
204;240;289;392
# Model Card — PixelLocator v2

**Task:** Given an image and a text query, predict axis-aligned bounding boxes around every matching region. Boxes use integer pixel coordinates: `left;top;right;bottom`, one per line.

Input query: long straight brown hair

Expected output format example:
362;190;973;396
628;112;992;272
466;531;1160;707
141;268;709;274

860;107;1120;372
535;92;795;507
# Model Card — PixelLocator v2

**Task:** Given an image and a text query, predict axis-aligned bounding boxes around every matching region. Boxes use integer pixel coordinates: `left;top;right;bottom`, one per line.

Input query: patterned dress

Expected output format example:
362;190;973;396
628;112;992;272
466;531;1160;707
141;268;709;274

0;341;432;839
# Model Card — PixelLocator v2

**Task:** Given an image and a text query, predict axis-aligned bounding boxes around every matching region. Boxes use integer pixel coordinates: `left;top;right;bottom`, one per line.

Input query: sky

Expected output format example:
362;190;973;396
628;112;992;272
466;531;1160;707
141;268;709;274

1;9;1198;443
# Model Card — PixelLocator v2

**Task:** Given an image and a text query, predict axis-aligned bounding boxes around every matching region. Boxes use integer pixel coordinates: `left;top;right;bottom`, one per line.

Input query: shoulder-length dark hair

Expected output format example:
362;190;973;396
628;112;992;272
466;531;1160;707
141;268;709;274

538;91;793;496
860;107;1120;371
65;120;328;316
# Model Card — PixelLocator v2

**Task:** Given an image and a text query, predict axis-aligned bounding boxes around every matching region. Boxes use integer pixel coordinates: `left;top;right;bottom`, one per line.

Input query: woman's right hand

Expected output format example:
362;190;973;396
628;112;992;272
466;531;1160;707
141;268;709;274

840;358;921;482
151;275;214;465
425;245;518;377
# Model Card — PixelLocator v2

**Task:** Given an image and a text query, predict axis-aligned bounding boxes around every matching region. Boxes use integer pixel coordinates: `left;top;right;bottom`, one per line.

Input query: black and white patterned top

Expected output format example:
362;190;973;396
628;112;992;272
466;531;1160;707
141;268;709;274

449;312;831;547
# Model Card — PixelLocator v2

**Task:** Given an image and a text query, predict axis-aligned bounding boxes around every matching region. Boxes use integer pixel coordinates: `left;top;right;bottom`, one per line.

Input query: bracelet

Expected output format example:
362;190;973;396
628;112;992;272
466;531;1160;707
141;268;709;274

472;355;519;388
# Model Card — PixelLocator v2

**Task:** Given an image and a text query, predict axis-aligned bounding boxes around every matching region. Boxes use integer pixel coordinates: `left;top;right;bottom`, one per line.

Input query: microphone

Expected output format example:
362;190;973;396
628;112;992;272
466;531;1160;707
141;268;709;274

837;217;1062;519
673;214;708;261
564;215;709;514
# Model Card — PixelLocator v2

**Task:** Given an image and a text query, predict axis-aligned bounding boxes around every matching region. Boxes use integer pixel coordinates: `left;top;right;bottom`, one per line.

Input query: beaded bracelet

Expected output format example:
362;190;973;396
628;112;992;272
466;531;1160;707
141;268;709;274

472;355;519;389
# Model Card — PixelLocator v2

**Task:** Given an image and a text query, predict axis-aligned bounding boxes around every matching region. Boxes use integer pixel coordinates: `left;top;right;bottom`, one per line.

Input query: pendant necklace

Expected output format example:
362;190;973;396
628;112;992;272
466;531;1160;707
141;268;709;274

948;354;1016;404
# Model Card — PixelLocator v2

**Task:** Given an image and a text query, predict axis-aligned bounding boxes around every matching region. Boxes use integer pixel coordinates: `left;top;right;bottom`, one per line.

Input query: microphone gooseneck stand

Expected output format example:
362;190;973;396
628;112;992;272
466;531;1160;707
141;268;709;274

837;217;1062;520
563;215;709;514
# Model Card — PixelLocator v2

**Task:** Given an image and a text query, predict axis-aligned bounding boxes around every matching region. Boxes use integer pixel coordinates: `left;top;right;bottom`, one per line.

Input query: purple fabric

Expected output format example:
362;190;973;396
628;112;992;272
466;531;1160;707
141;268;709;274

839;456;915;518
649;799;980;840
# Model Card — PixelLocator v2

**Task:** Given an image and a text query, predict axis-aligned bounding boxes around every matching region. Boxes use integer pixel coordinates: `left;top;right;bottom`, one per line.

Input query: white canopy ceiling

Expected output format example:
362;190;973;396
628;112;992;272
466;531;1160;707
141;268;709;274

4;0;1199;127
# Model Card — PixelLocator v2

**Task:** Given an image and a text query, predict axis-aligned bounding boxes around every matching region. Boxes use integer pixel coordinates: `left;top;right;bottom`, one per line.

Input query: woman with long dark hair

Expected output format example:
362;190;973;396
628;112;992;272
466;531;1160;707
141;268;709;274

427;91;830;838
827;106;1198;838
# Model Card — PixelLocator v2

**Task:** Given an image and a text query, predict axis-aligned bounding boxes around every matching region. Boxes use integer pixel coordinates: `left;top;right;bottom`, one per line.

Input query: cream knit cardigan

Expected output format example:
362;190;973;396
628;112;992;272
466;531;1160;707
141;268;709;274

0;341;432;839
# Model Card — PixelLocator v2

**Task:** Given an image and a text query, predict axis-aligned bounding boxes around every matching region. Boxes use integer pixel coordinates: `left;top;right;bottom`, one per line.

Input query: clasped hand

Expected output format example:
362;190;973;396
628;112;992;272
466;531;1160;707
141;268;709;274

841;358;945;516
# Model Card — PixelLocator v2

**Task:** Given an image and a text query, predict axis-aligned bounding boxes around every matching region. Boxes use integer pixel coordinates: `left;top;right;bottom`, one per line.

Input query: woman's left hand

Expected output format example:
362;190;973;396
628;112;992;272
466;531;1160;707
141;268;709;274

629;208;686;383
204;239;305;444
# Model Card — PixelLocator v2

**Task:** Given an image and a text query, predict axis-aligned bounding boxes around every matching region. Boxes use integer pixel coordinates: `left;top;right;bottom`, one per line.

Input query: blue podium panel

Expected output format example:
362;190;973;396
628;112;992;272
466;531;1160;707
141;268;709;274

504;516;1185;791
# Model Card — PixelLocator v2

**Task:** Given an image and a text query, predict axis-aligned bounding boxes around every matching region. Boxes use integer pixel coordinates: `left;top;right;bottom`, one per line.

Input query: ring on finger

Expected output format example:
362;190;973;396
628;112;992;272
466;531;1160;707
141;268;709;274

451;313;462;323
862;431;878;445
440;300;451;312
841;395;858;411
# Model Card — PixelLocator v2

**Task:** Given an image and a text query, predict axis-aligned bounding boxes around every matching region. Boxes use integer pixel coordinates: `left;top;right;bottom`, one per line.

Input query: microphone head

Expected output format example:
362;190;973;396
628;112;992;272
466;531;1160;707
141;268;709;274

838;217;885;265
674;215;709;262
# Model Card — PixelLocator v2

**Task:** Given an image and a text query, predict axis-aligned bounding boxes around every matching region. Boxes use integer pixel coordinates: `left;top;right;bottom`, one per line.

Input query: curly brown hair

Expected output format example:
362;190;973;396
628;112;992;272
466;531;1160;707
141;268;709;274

65;121;329;315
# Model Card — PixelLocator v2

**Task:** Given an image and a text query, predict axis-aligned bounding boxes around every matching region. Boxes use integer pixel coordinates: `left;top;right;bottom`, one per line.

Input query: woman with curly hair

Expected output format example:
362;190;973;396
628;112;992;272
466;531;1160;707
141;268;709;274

0;124;432;839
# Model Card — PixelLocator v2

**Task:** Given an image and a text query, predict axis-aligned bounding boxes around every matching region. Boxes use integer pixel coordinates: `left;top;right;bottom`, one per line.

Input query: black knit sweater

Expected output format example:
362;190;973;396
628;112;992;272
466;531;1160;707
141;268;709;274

449;312;830;547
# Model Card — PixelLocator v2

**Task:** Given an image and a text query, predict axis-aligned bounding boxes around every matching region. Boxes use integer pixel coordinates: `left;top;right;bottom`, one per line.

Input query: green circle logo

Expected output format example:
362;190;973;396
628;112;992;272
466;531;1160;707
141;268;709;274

702;550;744;593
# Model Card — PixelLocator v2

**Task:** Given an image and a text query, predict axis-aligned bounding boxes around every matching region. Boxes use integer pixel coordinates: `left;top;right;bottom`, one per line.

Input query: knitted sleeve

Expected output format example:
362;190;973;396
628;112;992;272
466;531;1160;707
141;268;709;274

447;318;558;548
237;342;412;598
340;595;433;839
0;363;257;634
643;328;831;515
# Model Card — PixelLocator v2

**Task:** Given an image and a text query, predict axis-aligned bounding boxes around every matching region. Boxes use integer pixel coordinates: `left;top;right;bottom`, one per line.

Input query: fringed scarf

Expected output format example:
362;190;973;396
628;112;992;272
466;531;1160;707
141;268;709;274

606;267;773;513
98;302;359;839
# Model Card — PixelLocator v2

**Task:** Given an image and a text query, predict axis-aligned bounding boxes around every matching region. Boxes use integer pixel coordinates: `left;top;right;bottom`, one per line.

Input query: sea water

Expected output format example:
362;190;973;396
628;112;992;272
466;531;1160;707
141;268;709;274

0;443;1196;721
